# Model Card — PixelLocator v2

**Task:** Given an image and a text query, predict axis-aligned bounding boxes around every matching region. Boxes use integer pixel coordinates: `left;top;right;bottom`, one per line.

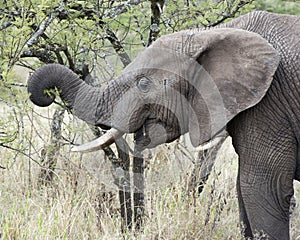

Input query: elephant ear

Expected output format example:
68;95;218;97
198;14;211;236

182;28;280;146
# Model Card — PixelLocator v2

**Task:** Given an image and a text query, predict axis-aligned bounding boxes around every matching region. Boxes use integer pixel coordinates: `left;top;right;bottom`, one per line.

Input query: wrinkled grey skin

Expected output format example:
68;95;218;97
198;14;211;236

28;11;299;240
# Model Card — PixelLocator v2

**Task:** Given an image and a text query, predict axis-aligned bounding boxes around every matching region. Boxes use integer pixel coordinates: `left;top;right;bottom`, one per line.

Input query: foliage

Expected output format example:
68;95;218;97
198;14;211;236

255;0;300;15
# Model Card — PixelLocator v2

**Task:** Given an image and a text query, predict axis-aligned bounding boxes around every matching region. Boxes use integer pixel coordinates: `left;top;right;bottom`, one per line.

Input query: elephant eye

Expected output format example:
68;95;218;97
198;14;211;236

137;77;151;93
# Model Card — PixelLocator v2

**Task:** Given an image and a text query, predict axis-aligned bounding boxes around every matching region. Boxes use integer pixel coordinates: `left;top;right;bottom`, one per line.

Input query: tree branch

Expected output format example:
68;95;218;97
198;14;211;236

105;0;146;19
206;0;254;27
25;12;56;48
0;8;18;30
21;48;56;63
105;28;132;67
0;20;12;31
0;142;42;167
147;0;165;46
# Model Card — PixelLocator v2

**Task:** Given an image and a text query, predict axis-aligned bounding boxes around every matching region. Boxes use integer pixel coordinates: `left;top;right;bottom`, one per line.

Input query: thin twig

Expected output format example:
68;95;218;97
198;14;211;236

206;0;254;27
0;143;43;167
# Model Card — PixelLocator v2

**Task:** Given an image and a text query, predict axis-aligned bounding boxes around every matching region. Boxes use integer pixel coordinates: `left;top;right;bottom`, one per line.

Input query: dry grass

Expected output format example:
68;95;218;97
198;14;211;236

0;107;299;240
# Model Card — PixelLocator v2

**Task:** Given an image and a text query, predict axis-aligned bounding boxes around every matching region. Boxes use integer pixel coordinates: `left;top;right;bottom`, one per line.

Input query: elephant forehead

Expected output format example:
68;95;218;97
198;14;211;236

123;47;200;82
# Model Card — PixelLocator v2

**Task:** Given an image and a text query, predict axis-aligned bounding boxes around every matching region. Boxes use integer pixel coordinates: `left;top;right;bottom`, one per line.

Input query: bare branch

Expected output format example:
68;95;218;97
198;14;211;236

106;0;146;19
21;48;56;63
147;0;165;46
0;20;12;31
105;28;132;67
25;13;56;48
0;143;42;167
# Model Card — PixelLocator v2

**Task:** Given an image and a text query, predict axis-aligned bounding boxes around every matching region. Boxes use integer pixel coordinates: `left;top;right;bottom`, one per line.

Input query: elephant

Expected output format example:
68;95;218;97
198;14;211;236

27;11;300;240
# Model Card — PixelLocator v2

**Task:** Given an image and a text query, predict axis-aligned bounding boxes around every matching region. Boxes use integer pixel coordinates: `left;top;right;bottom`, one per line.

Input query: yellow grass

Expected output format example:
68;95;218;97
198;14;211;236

0;112;299;240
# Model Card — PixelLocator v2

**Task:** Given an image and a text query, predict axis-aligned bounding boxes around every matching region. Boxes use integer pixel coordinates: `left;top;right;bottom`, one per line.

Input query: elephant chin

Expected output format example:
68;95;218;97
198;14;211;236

71;128;123;153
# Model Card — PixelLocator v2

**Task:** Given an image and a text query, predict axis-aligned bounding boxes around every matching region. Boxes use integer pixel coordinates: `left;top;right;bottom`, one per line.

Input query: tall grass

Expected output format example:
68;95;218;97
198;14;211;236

1;122;299;240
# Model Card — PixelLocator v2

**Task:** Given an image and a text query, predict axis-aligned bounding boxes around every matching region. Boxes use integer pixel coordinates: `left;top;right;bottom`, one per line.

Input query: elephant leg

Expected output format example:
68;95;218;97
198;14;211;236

237;160;294;240
228;110;297;240
236;172;252;238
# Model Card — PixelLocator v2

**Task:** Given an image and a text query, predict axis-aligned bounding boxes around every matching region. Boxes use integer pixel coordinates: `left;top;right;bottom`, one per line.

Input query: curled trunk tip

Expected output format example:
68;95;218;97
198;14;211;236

27;63;81;107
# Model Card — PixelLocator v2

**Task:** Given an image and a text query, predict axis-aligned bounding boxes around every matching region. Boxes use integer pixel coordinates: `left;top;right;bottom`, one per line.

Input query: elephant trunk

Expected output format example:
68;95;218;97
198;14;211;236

28;63;84;108
27;64;124;149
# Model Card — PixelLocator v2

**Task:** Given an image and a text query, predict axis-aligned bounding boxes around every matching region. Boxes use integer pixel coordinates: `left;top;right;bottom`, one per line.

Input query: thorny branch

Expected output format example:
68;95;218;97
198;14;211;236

0;142;42;168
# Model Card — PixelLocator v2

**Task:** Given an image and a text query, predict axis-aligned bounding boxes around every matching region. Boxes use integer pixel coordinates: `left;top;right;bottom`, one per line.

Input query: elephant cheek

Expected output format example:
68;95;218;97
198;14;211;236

105;86;146;132
140;123;169;149
111;104;149;133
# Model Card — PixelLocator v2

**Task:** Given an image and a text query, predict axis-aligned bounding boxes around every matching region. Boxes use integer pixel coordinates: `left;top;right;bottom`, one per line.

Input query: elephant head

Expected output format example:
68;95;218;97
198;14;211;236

27;28;280;152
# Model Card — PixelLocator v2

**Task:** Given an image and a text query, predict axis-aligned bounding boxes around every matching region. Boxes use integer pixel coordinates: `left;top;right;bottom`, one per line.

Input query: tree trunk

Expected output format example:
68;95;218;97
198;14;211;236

133;128;145;231
37;109;64;186
115;139;132;231
91;126;133;232
105;28;146;232
188;139;225;196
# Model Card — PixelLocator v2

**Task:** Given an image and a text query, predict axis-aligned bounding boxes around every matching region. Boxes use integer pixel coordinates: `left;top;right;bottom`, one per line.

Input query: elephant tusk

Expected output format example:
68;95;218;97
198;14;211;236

196;136;225;151
71;128;123;153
